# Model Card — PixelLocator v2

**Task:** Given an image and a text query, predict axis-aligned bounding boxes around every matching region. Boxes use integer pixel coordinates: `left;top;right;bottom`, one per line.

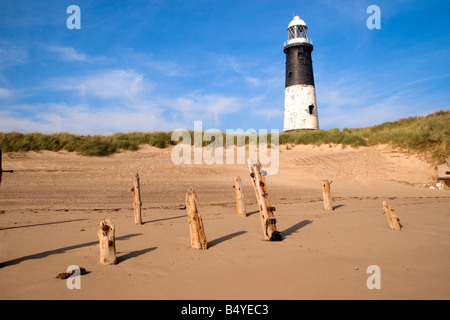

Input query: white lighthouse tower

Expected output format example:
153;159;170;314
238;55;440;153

283;16;319;131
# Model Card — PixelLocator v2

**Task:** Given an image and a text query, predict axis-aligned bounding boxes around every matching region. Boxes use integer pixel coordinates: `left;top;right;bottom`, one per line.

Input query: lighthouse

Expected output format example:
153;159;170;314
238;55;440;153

283;16;319;131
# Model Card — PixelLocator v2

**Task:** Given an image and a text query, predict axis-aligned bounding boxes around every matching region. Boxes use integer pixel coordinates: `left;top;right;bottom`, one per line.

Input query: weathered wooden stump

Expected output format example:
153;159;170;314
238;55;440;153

322;179;333;211
0;149;14;186
383;201;401;231
185;187;208;250
248;159;282;241
233;176;247;217
98;219;117;264
132;173;143;225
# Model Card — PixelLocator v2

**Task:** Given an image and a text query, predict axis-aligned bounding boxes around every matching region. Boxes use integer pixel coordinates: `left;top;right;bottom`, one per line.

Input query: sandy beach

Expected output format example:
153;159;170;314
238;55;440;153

0;144;449;300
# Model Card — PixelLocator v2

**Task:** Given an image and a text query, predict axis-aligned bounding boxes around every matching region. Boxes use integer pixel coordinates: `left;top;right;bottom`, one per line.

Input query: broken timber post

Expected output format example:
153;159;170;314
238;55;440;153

132;173;143;225
322;179;333;211
185;187;208;250
0;149;14;187
98;219;117;265
248;159;282;241
233;176;247;217
383;201;401;231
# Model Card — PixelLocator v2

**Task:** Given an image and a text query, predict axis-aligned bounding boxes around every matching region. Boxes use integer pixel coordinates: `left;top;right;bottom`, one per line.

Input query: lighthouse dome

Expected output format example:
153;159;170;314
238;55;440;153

288;16;307;29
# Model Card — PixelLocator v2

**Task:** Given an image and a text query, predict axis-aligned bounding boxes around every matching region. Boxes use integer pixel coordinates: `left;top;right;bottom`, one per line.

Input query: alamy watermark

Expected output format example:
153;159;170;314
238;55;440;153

67;5;81;30
366;265;381;290
367;5;381;30
171;121;280;175
66;265;82;290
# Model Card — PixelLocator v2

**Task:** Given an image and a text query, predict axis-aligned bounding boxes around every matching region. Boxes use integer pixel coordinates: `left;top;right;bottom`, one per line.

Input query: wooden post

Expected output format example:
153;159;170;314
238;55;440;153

383;201;401;231
248;159;282;241
185;187;208;250
0;149;13;186
97;219;117;265
233;176;247;217
132;173;142;225
322;179;333;211
0;149;3;186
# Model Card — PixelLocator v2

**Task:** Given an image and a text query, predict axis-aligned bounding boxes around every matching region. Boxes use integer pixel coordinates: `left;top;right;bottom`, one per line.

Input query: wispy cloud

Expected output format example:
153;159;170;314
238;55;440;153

47;46;90;62
0;88;13;99
0;103;178;135
46;69;151;101
317;81;434;129
163;92;243;126
0;42;28;70
46;46;110;64
119;49;189;77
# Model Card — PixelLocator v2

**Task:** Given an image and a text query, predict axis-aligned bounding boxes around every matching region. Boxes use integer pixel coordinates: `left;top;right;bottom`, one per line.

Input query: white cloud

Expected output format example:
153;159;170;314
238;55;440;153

47;69;151;101
0;43;28;70
0;103;179;135
0;88;13;98
253;107;283;120
120;49;188;77
245;77;260;86
317;87;432;129
164;92;243;126
313;71;442;129
47;46;90;62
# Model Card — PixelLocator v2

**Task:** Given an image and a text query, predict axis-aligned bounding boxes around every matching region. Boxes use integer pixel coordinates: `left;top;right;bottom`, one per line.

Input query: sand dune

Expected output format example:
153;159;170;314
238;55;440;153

0;144;449;300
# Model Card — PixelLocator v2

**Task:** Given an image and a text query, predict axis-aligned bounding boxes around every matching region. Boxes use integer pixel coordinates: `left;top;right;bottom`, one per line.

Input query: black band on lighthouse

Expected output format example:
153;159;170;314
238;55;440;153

284;43;315;88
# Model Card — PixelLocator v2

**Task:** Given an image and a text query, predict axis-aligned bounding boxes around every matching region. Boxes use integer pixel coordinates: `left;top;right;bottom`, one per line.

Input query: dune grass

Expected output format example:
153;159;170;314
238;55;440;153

350;110;450;163
0;131;174;157
0;110;448;163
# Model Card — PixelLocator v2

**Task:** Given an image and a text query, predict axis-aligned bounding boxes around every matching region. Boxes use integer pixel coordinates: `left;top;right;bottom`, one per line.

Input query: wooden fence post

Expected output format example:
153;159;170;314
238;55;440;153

98;219;117;265
248;159;282;241
132;173;142;225
185;187;208;250
383;201;401;231
233;176;247;217
322;179;333;211
0;149;13;187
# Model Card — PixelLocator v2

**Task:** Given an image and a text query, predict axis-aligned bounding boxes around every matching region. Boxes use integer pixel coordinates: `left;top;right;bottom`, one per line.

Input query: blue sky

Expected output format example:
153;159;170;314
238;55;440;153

0;0;449;134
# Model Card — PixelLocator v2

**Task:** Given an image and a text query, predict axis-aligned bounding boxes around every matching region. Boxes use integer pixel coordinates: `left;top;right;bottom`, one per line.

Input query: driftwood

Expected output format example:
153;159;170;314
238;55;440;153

233;176;247;217
56;267;88;279
248;159;282;241
185;187;208;249
383;201;401;231
98;219;117;264
322;179;333;211
132;173;143;225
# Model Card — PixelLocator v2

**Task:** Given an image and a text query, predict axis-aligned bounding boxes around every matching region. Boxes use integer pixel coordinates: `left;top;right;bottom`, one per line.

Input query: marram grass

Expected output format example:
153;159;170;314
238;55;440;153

0;110;448;163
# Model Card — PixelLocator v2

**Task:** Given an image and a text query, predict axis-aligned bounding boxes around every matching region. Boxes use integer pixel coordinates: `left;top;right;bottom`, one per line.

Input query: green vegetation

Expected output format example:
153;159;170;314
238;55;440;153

279;128;368;148
351;110;450;163
0;131;174;157
0;110;448;163
279;110;449;163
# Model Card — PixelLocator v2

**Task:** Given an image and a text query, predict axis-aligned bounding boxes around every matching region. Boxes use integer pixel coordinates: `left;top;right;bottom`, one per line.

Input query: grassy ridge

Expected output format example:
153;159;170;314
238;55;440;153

0;110;448;162
0;132;174;156
350;110;450;163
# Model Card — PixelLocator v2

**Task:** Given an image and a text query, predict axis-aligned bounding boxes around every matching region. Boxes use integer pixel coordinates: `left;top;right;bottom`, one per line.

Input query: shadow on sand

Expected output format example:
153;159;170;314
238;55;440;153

281;220;312;239
0;233;143;268
117;247;157;263
0;218;88;231
208;231;247;248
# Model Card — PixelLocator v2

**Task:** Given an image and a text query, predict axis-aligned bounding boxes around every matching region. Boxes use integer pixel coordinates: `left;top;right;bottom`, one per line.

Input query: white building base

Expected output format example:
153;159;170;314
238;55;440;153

283;84;319;131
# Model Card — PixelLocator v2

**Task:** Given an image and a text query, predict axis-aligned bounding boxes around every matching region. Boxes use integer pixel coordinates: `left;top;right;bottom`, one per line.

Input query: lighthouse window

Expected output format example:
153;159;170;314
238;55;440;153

288;72;292;79
309;105;314;115
288;28;296;40
298;28;307;38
